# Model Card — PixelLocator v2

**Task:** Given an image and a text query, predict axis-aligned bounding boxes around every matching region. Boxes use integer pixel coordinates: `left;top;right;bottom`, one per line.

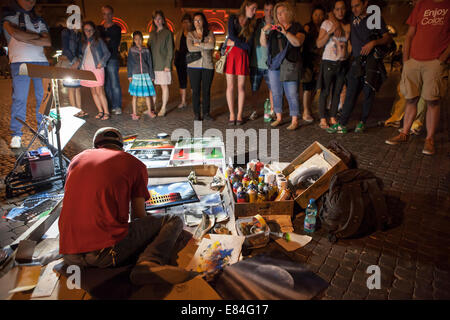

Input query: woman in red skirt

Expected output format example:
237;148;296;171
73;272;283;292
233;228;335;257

225;0;258;125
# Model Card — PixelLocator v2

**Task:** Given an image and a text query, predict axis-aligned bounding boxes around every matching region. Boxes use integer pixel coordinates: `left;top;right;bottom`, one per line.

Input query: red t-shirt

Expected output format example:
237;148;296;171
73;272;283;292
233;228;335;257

59;148;150;255
407;0;450;61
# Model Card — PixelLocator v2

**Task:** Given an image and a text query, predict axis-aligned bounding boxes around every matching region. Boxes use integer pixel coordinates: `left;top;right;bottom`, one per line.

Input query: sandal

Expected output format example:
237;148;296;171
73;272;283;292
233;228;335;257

100;113;110;120
147;111;157;118
95;112;104;119
74;111;88;118
131;113;140;120
319;122;329;129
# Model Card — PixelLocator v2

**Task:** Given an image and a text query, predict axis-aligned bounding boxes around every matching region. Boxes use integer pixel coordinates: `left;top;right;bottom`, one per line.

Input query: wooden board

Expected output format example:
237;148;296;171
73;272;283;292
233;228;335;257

282;141;348;208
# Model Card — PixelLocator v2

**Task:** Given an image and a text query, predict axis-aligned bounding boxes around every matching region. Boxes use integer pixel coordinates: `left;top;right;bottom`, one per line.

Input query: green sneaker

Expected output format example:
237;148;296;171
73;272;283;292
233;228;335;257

354;122;365;133
326;123;347;134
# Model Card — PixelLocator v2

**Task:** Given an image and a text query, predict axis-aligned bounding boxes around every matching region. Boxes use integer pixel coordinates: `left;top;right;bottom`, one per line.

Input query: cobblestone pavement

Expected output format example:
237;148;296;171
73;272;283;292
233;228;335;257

0;68;449;300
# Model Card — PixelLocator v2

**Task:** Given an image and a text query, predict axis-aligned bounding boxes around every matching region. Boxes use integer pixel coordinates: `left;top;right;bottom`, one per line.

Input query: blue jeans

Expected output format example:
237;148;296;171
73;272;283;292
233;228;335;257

339;61;375;126
104;59;122;111
10;61;48;137
268;69;300;117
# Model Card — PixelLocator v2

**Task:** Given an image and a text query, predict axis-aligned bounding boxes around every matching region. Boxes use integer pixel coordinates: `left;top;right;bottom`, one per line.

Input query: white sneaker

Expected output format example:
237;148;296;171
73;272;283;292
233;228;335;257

10;136;21;149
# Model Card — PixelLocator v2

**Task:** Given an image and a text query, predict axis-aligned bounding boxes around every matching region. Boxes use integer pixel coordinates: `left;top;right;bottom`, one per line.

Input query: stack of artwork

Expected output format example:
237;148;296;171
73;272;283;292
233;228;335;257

127;138;175;168
169;138;226;169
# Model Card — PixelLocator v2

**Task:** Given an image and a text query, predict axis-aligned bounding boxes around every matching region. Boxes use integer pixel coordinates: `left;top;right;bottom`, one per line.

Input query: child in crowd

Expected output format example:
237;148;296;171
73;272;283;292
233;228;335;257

127;31;157;120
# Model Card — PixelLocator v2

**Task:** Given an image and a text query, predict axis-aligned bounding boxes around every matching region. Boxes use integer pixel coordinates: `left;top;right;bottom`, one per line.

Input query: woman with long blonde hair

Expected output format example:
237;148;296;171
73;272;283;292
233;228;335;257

225;0;258;125
261;1;306;130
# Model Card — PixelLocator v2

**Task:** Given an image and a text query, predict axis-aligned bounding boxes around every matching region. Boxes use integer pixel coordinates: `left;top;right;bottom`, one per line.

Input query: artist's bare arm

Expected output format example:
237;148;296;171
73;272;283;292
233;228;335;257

131;197;147;220
3;21;40;42
439;43;450;63
28;32;51;47
403;25;416;62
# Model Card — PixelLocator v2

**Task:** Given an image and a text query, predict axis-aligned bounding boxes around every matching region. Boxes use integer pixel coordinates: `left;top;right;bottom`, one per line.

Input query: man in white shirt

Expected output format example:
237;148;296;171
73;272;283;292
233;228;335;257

2;0;51;148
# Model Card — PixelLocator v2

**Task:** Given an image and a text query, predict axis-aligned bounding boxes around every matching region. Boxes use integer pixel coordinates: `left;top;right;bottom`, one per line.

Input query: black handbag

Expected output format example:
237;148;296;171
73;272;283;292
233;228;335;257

185;51;202;64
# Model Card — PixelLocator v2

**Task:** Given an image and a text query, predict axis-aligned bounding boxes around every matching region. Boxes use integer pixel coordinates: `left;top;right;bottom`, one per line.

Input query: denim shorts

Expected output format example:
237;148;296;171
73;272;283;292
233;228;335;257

250;67;270;92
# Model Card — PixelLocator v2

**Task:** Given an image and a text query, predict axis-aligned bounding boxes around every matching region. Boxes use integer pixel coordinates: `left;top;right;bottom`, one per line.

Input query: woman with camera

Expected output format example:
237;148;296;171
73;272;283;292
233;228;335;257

261;1;305;130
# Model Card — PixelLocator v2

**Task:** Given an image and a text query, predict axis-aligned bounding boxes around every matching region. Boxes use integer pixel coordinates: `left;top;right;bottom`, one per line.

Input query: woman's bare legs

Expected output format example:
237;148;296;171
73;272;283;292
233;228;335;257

178;88;187;108
146;96;156;118
132;96;138;115
237;75;246;121
226;74;236;121
159;85;169;116
303;90;314;121
90;87;103;116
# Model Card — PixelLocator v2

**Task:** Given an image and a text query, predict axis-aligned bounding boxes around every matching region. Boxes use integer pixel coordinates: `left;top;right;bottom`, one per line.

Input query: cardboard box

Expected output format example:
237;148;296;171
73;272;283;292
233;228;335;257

282;141;348;208
226;179;294;218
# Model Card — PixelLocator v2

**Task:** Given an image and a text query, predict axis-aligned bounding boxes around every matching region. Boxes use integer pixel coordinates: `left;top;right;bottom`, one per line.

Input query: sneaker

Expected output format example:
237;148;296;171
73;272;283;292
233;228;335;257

130;261;198;286
10;136;21;149
398;127;421;136
249;111;258;121
385;120;401;128
410;127;421;136
422;138;435;155
111;108;122;115
385;132;408;145
354;122;365;133
326;123;347;134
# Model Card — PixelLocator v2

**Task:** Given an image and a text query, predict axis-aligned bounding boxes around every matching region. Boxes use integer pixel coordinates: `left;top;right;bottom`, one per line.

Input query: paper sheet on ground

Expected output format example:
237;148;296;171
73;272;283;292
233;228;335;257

274;233;312;252
42;217;59;239
186;234;245;274
31;260;60;298
48;106;85;150
9;265;42;294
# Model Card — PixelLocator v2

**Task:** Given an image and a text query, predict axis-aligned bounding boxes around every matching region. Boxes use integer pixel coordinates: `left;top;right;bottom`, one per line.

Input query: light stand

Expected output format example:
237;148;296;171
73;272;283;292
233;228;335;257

4;64;95;198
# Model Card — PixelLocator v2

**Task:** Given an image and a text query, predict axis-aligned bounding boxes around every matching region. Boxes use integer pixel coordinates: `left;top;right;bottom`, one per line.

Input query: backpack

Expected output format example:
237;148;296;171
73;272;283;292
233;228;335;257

319;169;392;243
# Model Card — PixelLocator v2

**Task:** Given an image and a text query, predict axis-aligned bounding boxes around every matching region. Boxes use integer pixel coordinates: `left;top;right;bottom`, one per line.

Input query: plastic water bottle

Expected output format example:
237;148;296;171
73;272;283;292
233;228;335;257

263;99;271;122
304;199;317;233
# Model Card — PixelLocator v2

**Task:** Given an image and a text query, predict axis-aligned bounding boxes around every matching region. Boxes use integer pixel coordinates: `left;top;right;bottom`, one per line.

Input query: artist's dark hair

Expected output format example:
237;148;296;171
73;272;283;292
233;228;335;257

192;12;209;42
82;21;99;42
132;31;143;47
102;5;114;14
152;10;166;29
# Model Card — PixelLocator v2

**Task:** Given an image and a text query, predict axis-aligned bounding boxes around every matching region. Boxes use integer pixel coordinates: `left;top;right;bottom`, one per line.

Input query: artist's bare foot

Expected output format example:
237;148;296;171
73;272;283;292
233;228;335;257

130;261;198;285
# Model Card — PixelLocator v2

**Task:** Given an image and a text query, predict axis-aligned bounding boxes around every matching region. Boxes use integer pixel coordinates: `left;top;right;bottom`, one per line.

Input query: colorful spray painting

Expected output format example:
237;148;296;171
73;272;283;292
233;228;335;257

187;235;245;274
145;181;199;210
